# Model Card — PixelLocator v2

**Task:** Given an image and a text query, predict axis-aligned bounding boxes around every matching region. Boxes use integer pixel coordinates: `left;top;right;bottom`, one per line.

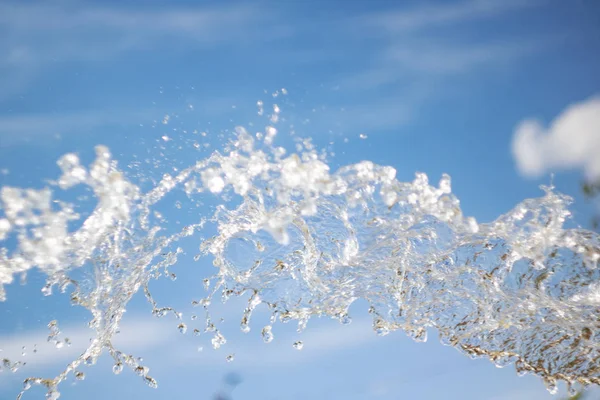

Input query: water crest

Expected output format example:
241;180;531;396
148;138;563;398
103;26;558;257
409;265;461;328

1;117;599;399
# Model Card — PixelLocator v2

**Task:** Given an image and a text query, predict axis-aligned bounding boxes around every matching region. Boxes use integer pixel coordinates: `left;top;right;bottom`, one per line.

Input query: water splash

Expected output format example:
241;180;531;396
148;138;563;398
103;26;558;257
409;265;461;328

0;120;599;398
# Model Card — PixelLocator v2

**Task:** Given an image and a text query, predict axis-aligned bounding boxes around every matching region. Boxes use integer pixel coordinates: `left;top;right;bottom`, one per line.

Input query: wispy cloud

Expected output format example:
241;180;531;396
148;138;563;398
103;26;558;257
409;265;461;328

324;0;551;132
0;109;151;147
360;0;541;34
0;92;249;147
339;0;546;91
0;2;265;62
0;2;270;98
0;0;555;136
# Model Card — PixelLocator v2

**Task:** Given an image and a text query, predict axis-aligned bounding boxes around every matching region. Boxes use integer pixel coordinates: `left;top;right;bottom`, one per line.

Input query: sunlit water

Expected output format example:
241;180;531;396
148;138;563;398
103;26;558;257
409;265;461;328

0;106;599;399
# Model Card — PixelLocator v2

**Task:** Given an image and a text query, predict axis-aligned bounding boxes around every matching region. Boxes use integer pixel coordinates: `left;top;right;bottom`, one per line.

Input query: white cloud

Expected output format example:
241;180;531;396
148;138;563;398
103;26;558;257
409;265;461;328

512;96;600;180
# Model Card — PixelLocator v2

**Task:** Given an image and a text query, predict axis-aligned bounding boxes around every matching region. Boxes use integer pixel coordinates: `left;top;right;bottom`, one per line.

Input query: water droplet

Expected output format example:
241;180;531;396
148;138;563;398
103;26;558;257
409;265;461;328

293;341;303;350
339;313;352;325
144;376;158;389
46;390;60;400
178;323;187;334
211;332;226;349
240;319;250;333
41;284;53;296
74;371;85;381
359;133;368;139
544;378;557;395
135;366;149;377
113;362;123;375
262;326;274;343
297;318;308;333
374;320;389;336
567;383;578;397
226;354;235;362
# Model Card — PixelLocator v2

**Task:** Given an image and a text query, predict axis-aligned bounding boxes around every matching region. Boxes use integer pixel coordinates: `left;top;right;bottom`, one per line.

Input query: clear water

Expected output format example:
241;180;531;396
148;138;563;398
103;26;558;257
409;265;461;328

0;115;599;398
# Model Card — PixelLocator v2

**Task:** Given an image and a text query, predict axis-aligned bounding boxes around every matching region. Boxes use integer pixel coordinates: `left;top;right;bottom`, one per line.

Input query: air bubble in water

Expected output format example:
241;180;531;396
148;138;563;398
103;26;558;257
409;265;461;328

74;371;85;381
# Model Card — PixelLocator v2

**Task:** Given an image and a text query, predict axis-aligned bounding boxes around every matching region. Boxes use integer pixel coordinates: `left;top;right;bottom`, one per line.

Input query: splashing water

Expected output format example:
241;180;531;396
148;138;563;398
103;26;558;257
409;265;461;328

0;114;599;398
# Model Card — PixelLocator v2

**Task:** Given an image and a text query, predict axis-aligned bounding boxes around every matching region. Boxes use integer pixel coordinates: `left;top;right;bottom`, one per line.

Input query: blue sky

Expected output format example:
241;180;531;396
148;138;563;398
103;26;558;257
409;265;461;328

1;0;600;399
